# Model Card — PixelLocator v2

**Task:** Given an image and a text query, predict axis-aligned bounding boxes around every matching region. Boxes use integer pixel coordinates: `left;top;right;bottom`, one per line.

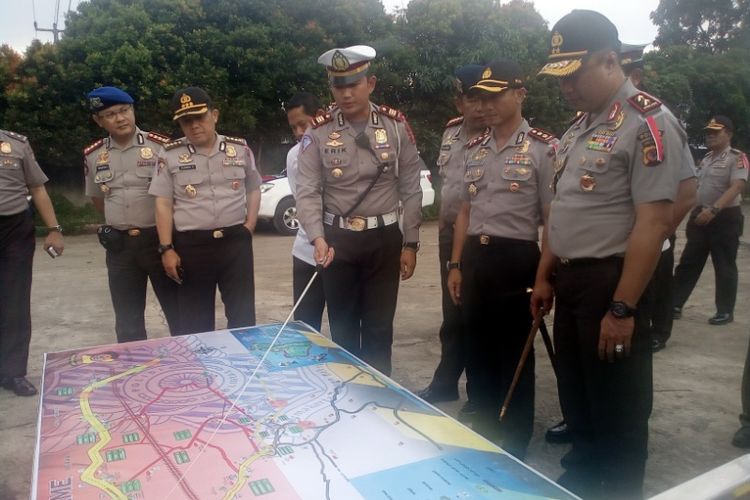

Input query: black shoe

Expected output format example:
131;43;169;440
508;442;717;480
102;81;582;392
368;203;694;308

545;420;572;443
732;427;750;448
1;376;37;397
652;339;666;352
457;401;479;423
708;313;733;326
416;386;459;403
673;306;682;320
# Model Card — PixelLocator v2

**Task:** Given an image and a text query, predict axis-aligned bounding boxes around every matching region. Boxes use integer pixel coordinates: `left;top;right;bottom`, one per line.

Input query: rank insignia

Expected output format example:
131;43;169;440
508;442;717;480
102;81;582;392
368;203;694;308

100;184;110;193
586;130;619;153
140;147;153;160
178;153;192;164
326;138;344;147
607;102;621;122
185;184;197;198
226;145;237;158
472;148;488;161
96;152;109;165
331;168;343;178
0;142;10;154
509;182;520;192
375;129;388;144
580;174;596;192
610;111;625;131
328;131;341;141
231;180;240;190
468;183;478;196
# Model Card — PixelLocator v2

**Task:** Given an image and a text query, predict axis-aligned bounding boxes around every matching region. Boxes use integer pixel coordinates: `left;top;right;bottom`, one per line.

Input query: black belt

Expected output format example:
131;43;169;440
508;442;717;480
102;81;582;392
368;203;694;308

469;234;537;247
557;255;623;267
113;227;157;237
176;224;246;243
0;209;30;221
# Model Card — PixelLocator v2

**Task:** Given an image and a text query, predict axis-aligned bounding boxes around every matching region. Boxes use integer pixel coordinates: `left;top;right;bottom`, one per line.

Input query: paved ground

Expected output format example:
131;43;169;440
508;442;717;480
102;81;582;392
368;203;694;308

2;215;749;499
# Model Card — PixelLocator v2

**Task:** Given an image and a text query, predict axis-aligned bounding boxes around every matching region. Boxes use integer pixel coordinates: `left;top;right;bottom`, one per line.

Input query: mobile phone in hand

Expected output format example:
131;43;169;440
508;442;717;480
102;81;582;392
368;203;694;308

46;246;59;258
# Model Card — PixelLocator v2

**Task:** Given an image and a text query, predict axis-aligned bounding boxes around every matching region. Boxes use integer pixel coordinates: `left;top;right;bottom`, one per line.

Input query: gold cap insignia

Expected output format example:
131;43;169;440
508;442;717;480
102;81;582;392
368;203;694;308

551;32;563;54
180;93;193;109
331;50;349;71
482;67;492;79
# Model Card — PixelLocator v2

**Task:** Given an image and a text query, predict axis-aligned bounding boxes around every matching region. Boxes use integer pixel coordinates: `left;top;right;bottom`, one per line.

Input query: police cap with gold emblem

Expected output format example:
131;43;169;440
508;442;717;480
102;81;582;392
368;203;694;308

704;115;734;133
171;86;213;121
87;86;134;112
538;10;621;77
318;45;376;87
471;60;525;93
620;42;648;73
454;64;484;95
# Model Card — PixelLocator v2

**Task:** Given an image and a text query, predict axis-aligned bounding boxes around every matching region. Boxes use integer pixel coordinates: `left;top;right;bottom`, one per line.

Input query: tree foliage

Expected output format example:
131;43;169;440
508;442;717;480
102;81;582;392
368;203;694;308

651;0;749;52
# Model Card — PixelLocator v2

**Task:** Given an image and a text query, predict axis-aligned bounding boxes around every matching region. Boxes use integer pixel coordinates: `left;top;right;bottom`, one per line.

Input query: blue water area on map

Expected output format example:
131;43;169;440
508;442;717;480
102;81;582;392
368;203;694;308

230;324;352;372
351;449;575;499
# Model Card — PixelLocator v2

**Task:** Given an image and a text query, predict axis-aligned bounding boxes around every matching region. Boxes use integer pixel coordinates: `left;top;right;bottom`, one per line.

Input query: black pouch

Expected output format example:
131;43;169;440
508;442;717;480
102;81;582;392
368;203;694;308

97;225;124;253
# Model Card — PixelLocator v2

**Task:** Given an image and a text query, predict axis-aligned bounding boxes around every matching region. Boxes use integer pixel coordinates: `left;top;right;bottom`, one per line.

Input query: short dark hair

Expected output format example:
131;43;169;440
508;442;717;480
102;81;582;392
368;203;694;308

286;92;320;117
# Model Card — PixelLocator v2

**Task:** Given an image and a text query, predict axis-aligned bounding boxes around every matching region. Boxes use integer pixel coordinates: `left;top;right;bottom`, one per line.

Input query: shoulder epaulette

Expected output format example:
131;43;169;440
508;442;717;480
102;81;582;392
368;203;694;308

627;91;662;115
147;131;171;144
224;135;247;145
467;128;491;148
83;138;105;155
568;111;586;126
378;105;416;144
311;113;333;129
732;149;749;169
1;130;28;142
445;116;464;128
528;128;557;144
164;138;186;151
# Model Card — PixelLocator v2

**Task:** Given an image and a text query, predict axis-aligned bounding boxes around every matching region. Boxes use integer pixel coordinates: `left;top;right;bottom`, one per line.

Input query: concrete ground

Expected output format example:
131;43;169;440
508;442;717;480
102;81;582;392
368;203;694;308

2;214;749;499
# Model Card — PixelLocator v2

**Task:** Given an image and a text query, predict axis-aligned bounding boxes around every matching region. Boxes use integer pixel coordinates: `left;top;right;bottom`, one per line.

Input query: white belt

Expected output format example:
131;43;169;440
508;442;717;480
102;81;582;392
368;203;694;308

323;210;399;231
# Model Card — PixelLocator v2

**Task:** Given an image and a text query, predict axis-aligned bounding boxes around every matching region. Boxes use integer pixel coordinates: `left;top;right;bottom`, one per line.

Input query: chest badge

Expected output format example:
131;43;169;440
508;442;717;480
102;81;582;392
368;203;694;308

100;184;110;194
610;111;625;131
226;145;237;158
580;174;596;192
0;142;11;154
517;140;530;153
140;147;153;159
96;152;109;165
472;148;488;161
231;180;241;190
185;184;198;198
509;182;520;192
331;168;343;178
375;128;388;145
178;153;192;164
326;132;344;147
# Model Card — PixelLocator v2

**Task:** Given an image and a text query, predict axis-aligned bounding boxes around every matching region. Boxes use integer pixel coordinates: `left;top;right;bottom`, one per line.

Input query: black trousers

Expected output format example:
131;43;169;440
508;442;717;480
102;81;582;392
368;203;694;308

174;225;255;335
740;337;750;429
673;206;743;315
106;227;180;342
425;226;467;396
0;210;34;378
554;257;652;500
292;256;326;332
322;223;402;376
461;235;539;460
641;235;675;344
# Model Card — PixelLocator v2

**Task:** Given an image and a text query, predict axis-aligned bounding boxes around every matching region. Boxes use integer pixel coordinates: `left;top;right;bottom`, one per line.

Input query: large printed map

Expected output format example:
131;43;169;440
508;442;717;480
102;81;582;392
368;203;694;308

33;322;576;499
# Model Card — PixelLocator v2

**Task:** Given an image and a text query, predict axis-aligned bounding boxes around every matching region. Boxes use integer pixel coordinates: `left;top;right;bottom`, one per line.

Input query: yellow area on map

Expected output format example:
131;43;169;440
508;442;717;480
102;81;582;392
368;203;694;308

372;407;499;452
78;358;161;499
223;446;275;499
325;362;386;388
302;331;338;348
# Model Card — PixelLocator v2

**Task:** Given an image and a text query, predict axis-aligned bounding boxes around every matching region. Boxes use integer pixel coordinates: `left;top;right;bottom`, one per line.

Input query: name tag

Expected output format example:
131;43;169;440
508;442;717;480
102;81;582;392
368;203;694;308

222;159;246;167
96;165;110;172
179;164;196;171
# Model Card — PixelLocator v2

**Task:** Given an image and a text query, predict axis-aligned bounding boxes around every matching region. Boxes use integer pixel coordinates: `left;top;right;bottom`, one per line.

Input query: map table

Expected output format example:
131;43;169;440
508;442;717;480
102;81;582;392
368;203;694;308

33;322;577;499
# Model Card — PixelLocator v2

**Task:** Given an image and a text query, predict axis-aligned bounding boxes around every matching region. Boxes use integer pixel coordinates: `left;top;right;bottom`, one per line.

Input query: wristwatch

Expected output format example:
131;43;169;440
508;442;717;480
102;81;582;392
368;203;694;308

158;243;175;255
446;261;461;271
609;300;636;318
403;242;420;252
710;205;721;215
47;225;63;233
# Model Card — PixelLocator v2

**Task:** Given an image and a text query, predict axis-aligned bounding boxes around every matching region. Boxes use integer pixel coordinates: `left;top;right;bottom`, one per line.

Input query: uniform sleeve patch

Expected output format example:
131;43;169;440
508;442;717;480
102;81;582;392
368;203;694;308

528;128;557;143
641;116;664;166
627;92;662;115
300;134;313;153
736;150;749;170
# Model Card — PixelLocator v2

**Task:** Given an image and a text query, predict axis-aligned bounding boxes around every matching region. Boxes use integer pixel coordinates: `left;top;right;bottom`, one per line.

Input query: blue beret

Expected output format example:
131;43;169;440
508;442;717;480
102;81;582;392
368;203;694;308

87;86;134;112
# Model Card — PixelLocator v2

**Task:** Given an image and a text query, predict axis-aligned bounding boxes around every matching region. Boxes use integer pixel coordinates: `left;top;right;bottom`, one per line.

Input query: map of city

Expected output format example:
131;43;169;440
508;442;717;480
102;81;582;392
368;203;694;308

33;322;577;499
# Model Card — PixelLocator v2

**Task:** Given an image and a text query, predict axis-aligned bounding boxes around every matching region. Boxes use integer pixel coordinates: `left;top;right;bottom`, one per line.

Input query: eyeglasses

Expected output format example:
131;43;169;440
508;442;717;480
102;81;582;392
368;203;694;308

98;105;133;121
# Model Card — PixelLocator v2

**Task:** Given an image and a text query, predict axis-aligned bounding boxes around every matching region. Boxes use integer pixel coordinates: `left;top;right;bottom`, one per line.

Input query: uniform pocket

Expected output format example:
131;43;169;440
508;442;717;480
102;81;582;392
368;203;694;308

176;171;204;186
222;167;246;180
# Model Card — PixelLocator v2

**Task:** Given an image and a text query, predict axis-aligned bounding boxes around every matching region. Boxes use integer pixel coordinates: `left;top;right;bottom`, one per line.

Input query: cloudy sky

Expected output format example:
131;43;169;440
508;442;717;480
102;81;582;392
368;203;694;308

1;0;660;53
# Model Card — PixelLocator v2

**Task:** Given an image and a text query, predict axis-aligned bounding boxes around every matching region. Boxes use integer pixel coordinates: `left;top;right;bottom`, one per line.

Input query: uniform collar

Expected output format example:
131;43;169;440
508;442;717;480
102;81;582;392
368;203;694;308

183;133;221;156
583;79;636;133
707;145;732;159
107;127;145;151
489;119;530;152
331;102;381;132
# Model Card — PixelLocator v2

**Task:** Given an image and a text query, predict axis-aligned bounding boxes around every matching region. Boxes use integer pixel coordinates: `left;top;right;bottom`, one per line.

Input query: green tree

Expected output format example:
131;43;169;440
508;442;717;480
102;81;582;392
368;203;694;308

651;0;748;52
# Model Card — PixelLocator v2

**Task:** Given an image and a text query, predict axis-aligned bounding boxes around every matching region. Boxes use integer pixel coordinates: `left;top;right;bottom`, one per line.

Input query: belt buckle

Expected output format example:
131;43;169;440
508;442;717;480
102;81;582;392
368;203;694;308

560;257;570;264
212;229;224;239
347;216;366;231
127;229;141;237
479;234;490;245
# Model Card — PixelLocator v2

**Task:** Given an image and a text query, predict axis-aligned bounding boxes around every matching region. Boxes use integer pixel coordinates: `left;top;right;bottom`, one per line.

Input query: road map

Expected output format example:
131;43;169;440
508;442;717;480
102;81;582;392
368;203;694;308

33;322;577;499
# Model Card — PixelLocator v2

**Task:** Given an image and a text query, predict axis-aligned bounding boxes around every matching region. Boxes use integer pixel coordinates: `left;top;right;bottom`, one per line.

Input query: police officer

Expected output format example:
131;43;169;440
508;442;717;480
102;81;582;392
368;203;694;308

417;65;486;410
673;115;747;325
296;45;423;376
444;60;556;459
285;92;326;331
84;86;180;342
149;87;262;334
533;10;685;498
0;129;64;396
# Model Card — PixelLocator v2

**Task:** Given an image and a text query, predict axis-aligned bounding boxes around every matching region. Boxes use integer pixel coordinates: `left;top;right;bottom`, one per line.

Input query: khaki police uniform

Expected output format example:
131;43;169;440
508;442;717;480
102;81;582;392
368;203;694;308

673;146;748;317
0;130;48;379
296;103;423;375
460;120;556;458
549;79;684;493
148;134;262;334
84;128;180;342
